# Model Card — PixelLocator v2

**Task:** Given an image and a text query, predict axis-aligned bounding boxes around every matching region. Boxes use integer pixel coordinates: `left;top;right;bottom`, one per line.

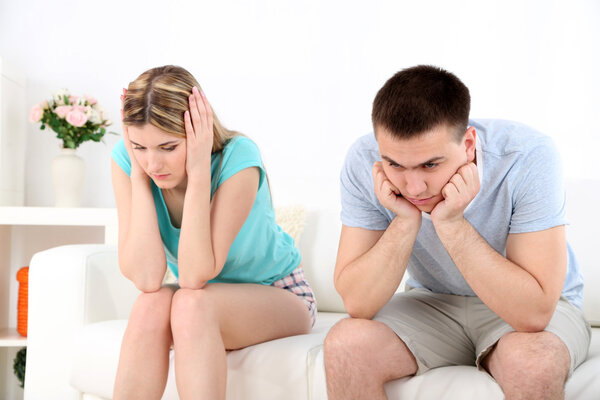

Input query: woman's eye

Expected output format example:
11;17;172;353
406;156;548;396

163;146;177;152
133;146;144;150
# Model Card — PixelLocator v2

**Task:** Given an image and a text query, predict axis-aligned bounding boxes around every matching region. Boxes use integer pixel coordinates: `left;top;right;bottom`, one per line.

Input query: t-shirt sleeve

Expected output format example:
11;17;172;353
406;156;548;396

340;141;389;230
509;136;567;233
110;138;132;176
215;136;265;190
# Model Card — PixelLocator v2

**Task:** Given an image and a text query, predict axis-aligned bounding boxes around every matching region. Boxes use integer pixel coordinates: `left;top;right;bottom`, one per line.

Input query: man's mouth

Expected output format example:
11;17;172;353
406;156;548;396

405;196;434;206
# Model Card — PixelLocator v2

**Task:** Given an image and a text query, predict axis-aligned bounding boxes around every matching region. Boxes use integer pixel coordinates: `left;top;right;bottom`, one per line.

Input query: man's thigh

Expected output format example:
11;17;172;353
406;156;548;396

475;297;591;375
373;288;476;375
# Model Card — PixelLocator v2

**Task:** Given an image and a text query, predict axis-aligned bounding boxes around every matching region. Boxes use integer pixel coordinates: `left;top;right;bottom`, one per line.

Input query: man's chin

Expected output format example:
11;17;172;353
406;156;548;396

416;204;434;213
414;198;442;213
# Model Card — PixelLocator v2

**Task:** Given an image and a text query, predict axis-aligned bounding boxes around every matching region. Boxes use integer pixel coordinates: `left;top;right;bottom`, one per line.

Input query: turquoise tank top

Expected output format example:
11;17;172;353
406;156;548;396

111;135;301;284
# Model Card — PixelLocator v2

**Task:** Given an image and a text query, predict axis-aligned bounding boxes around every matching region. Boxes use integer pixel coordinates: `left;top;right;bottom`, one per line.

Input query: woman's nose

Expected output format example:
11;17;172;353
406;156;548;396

147;152;163;172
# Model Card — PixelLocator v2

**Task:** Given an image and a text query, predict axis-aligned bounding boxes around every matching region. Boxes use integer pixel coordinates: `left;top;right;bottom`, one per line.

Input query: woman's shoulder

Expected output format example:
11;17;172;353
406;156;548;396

222;135;262;162
111;138;131;175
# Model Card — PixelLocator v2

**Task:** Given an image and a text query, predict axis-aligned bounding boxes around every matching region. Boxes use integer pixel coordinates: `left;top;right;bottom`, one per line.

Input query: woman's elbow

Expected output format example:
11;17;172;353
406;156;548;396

177;278;207;290
135;280;163;293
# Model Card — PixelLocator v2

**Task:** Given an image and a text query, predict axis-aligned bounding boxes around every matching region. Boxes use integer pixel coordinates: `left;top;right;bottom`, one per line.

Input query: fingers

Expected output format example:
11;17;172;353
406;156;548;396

188;91;202;137
442;162;479;202
452;163;479;196
372;162;400;197
187;86;214;139
199;89;213;132
183;110;194;139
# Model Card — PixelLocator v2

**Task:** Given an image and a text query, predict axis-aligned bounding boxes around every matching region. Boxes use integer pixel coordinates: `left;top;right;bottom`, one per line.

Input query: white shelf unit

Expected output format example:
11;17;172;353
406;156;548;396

0;206;117;399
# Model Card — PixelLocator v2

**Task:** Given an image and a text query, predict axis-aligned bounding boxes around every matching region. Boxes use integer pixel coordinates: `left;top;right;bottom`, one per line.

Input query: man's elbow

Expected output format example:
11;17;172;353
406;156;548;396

512;310;554;333
343;298;377;320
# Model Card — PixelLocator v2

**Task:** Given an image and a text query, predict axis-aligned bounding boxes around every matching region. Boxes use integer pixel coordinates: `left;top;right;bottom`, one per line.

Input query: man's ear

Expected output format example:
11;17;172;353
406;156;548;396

463;126;477;162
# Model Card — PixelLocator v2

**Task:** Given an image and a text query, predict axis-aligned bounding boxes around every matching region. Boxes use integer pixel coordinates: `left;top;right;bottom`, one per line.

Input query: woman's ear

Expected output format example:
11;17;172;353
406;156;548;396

463;126;477;163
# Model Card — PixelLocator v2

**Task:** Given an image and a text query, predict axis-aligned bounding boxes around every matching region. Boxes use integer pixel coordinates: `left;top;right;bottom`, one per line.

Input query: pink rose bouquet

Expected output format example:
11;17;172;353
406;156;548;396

29;89;113;149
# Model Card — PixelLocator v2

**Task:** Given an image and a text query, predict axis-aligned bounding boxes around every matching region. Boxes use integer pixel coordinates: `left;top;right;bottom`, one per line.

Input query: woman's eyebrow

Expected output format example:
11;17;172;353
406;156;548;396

129;140;179;147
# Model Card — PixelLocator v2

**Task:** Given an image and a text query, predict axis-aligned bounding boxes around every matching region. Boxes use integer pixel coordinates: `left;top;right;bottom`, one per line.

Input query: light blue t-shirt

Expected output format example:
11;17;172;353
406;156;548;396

340;119;584;309
111;135;301;285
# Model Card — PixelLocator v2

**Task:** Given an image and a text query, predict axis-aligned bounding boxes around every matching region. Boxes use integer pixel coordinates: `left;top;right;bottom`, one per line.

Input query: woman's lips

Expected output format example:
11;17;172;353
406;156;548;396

153;173;170;180
405;196;434;206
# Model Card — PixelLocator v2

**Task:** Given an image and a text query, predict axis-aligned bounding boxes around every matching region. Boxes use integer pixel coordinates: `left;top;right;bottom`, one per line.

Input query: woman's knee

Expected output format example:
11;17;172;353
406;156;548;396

171;287;218;336
128;286;175;335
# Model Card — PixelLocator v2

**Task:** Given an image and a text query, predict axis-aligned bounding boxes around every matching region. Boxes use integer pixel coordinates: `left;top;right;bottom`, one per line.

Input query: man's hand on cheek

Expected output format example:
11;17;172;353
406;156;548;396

372;162;421;225
430;162;480;229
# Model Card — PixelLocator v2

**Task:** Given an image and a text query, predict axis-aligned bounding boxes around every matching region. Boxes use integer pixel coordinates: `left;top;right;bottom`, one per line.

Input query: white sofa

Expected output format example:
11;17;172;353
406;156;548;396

25;179;600;400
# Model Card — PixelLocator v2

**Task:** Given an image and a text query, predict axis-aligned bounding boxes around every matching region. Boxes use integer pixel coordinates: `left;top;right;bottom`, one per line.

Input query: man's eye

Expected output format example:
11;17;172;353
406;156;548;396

424;163;437;169
389;162;400;168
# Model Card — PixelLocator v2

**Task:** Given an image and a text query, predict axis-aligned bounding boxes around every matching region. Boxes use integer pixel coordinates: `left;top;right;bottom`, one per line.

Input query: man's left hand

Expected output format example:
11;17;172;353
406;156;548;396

431;162;480;228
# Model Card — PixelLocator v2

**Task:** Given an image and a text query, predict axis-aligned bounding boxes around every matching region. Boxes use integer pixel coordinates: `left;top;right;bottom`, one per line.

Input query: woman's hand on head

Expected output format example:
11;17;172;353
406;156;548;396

183;86;214;182
121;88;147;181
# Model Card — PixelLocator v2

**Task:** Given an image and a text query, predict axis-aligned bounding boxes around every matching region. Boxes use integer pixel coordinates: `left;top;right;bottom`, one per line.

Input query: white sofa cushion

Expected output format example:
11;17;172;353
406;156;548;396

70;313;600;400
70;313;346;400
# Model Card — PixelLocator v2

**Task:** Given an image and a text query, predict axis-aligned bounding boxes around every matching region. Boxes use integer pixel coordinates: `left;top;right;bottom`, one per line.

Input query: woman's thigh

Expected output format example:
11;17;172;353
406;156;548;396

194;283;312;350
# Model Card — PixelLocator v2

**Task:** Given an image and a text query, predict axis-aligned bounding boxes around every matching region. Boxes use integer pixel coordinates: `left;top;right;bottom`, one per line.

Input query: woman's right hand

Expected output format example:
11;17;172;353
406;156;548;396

121;88;146;181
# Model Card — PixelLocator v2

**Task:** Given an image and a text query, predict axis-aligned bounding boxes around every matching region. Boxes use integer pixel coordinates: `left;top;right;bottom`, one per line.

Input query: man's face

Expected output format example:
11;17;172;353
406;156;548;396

376;124;476;213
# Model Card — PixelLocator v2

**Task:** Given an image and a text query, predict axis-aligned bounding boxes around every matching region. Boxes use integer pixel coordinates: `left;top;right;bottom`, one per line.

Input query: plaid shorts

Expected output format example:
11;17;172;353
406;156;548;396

271;267;317;327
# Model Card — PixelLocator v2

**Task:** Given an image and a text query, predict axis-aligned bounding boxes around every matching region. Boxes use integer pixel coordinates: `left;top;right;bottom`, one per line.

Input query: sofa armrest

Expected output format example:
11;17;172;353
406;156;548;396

25;244;138;400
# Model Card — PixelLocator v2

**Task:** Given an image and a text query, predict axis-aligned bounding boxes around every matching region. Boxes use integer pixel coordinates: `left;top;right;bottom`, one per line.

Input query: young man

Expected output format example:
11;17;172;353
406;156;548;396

324;65;591;400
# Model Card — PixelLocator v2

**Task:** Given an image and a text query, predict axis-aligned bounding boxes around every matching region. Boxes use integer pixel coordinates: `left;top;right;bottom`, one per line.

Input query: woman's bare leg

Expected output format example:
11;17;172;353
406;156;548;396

113;286;177;400
170;283;311;400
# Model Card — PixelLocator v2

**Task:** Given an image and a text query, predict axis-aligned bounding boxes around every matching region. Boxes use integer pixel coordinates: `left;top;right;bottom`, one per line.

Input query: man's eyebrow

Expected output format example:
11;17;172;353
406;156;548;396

381;155;445;168
129;140;180;147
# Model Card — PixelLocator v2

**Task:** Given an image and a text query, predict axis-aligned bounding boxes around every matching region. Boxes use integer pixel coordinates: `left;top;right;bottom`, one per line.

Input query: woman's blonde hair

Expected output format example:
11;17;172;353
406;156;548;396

122;65;237;153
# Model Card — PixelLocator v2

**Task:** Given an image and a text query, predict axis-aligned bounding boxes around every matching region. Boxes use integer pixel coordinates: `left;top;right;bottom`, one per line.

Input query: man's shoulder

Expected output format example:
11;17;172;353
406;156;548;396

342;133;380;181
347;132;378;153
472;118;555;157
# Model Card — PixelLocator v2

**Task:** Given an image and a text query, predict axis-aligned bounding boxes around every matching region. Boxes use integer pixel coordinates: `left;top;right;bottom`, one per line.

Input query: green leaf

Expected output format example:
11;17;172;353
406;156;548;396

13;347;26;388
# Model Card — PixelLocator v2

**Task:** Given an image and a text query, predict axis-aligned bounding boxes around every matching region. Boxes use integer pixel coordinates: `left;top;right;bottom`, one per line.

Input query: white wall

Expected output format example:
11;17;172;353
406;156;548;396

0;0;599;208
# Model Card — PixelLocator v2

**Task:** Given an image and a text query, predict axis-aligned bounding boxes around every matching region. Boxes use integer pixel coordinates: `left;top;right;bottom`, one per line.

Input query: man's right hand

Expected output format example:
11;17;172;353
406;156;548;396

372;161;422;225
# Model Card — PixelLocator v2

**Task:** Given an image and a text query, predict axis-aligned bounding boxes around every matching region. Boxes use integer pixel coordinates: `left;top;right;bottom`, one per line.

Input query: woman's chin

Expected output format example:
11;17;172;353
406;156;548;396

152;179;174;189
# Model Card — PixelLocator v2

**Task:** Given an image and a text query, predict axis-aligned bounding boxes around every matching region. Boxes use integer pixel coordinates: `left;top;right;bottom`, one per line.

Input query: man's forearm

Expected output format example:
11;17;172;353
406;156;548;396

336;217;419;319
435;219;559;331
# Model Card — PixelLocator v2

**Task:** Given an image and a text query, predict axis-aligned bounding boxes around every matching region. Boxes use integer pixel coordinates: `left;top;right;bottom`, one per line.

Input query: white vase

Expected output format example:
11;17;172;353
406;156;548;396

51;148;85;207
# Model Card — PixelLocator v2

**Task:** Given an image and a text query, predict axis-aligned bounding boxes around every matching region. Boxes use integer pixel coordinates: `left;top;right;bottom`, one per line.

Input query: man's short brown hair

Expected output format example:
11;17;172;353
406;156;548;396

372;65;470;141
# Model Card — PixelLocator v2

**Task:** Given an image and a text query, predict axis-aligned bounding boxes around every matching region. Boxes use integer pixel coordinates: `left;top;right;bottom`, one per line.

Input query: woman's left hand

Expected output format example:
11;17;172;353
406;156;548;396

184;86;214;180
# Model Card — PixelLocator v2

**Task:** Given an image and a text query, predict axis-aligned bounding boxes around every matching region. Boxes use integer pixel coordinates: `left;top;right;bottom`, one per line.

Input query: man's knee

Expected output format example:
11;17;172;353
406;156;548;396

324;318;376;364
324;318;416;377
488;331;570;387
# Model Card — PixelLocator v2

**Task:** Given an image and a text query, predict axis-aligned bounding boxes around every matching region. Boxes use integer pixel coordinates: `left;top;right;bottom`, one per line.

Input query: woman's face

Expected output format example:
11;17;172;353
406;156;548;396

127;124;187;190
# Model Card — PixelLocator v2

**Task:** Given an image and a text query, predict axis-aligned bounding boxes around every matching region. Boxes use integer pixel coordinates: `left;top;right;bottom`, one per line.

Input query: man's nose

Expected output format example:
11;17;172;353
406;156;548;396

404;171;427;197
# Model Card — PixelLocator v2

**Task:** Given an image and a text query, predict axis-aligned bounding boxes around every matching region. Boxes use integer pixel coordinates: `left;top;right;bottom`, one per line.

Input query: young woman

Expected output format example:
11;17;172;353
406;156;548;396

111;65;316;399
